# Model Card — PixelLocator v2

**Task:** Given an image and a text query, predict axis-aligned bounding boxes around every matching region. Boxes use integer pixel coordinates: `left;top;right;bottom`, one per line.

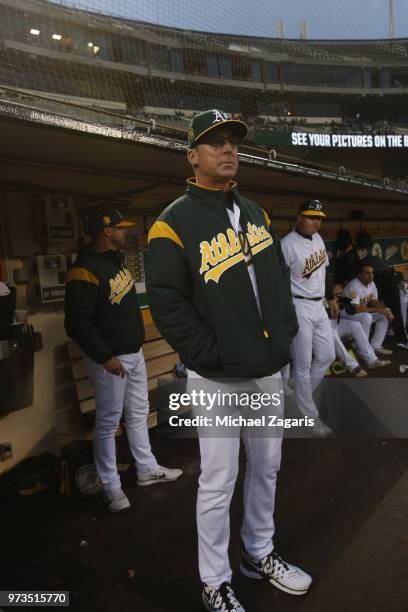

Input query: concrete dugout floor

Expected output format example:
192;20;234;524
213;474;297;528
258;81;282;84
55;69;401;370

1;434;407;612
1;340;408;611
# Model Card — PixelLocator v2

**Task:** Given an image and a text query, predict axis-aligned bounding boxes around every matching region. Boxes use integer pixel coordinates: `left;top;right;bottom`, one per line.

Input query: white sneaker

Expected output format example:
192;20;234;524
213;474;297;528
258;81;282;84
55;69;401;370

367;359;391;369
310;418;332;437
397;342;408;351
202;582;245;611
137;465;183;486
102;487;131;513
240;548;312;596
375;346;393;356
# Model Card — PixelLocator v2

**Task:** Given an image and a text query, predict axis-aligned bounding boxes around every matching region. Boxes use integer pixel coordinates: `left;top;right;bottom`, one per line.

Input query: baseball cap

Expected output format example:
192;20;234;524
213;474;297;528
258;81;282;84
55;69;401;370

85;207;134;235
298;199;326;218
188;109;248;148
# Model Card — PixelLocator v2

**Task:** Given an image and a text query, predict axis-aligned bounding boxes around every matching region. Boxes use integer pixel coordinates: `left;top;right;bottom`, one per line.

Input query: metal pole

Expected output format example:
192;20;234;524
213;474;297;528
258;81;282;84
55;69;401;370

389;0;395;39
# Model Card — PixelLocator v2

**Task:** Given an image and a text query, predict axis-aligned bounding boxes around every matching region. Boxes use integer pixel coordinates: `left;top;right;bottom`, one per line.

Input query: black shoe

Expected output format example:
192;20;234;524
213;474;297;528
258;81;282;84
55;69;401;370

202;582;245;611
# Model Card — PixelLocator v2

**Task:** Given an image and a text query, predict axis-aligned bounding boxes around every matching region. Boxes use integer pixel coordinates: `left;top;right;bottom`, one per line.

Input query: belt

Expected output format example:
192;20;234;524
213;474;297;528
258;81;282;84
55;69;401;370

293;295;323;301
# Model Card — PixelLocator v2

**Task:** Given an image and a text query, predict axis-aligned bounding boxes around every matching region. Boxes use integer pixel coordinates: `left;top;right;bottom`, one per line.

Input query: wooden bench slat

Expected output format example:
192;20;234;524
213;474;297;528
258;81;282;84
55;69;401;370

71;358;88;381
148;372;174;391
147;354;178;379
75;379;95;401
145;324;162;342
143;338;174;361
66;340;82;360
79;397;96;415
147;411;158;429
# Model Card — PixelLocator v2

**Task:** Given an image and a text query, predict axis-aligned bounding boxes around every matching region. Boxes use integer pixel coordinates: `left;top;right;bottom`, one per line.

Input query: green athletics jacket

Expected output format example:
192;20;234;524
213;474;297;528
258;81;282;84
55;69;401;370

65;248;144;363
146;179;298;378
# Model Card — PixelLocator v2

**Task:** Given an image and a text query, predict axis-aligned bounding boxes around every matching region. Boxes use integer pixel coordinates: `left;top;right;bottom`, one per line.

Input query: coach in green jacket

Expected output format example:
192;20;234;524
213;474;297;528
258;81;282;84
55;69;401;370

146;110;311;612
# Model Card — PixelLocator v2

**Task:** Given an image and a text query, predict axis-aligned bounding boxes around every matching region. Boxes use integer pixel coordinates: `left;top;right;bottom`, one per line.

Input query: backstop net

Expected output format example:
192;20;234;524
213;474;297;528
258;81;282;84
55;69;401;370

0;0;407;182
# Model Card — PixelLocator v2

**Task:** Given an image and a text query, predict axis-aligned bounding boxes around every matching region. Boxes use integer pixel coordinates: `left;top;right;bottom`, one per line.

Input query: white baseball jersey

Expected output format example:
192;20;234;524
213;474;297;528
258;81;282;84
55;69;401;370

227;202;261;314
281;230;328;298
343;278;378;306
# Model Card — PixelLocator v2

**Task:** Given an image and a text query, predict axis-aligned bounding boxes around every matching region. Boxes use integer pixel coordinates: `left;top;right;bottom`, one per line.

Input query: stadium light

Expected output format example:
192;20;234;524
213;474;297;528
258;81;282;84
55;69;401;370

30;29;40;35
88;42;93;47
52;34;62;41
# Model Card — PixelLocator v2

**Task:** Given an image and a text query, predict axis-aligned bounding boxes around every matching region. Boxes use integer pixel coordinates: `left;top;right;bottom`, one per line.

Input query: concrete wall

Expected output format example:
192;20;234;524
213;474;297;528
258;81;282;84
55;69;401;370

0;310;74;474
0;192;79;474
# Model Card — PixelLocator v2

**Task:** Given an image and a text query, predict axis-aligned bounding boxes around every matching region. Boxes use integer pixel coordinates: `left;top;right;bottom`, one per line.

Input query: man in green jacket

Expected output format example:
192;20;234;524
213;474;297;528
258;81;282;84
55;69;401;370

65;208;182;513
146;110;312;611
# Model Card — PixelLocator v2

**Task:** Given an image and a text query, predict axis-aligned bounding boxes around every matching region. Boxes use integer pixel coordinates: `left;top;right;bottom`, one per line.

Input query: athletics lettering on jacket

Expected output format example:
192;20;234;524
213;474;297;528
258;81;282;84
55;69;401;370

109;269;134;305
199;222;273;283
302;249;327;279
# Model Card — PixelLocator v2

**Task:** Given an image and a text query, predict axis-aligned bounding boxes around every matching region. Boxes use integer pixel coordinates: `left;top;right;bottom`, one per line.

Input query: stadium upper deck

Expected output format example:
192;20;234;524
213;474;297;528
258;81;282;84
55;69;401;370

0;0;408;211
1;0;408;185
1;0;408;102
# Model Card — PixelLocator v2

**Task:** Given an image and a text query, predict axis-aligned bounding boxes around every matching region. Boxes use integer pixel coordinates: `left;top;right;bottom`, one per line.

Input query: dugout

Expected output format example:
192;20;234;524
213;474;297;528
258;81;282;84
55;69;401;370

1;101;408;474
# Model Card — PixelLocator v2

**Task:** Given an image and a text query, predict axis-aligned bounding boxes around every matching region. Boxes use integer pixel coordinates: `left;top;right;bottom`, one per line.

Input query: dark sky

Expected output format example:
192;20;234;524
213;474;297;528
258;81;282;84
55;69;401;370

51;0;408;39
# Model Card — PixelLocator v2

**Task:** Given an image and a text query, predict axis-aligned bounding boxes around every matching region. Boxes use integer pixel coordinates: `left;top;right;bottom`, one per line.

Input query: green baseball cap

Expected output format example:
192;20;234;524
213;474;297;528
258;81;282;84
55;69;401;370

86;207;134;235
188;109;248;147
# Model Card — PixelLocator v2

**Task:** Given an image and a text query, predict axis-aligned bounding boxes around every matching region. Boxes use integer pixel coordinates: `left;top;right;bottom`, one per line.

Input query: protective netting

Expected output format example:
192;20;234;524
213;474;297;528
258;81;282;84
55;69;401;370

1;0;408;182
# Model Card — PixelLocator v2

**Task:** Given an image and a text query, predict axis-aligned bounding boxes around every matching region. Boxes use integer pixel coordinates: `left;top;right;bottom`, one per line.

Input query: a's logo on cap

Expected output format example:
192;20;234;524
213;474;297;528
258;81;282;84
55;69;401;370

212;110;229;124
103;216;111;226
188;127;194;142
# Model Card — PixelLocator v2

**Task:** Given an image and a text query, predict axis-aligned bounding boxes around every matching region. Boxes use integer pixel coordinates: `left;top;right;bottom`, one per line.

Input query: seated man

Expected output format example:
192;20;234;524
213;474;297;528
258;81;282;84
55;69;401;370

330;316;390;374
330;321;367;377
370;258;408;351
341;263;393;358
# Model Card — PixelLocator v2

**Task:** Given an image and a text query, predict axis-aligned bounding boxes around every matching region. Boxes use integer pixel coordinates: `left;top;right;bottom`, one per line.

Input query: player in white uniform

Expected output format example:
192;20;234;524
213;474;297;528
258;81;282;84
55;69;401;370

281;200;336;436
330;320;367;376
399;279;408;329
330;314;390;372
342;264;393;357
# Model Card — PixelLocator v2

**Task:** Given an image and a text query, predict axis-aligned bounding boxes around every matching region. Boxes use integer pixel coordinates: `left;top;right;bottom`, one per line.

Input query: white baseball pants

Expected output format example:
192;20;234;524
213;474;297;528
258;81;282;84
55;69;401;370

291;299;335;419
188;371;283;588
340;311;388;350
400;290;408;329
331;318;378;366
331;323;358;371
86;350;159;493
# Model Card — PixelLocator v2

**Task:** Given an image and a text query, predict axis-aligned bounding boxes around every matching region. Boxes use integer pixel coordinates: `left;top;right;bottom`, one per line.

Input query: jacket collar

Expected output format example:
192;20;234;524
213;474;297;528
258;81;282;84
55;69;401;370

186;177;238;203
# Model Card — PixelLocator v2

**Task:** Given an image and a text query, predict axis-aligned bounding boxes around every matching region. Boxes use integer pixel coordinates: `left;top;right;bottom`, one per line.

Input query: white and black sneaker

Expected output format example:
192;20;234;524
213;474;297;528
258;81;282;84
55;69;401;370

137;465;183;486
240;548;312;596
202;582;245;612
